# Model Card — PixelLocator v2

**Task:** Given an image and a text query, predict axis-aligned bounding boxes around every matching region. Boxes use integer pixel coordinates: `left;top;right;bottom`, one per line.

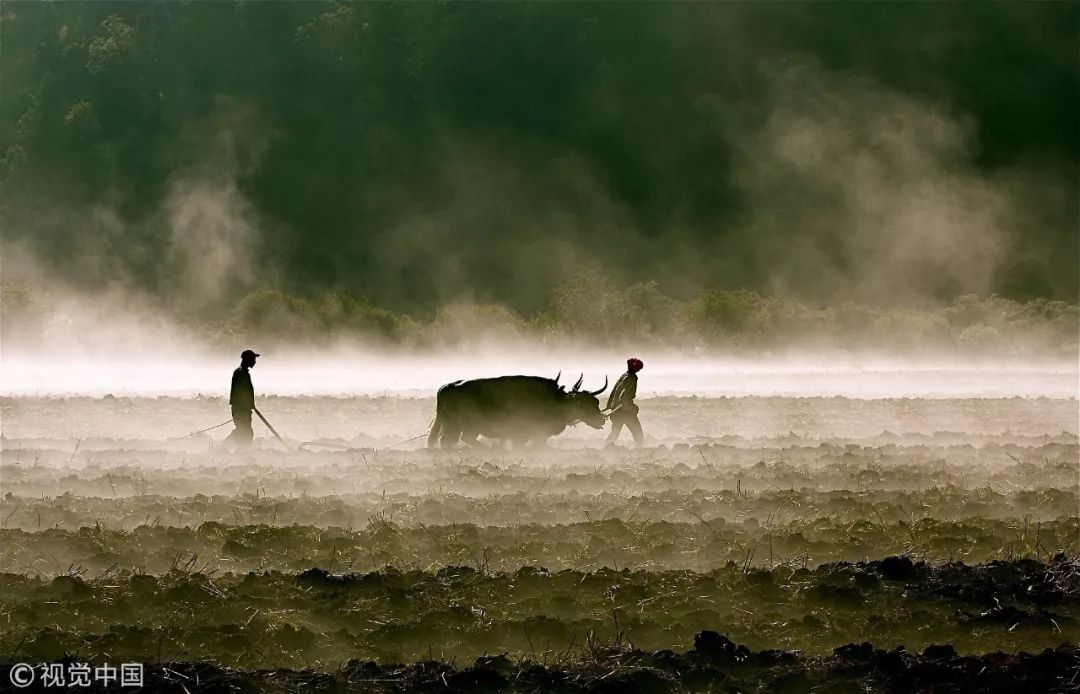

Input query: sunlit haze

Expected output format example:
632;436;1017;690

1;350;1076;399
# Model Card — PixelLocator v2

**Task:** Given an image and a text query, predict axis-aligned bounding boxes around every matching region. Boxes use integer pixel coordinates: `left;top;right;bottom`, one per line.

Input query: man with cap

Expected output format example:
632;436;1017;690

226;349;259;448
606;357;644;447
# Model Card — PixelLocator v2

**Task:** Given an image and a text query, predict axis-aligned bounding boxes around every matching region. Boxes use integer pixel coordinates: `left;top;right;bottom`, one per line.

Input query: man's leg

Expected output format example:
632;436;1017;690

232;409;254;448
625;413;644;447
606;417;624;444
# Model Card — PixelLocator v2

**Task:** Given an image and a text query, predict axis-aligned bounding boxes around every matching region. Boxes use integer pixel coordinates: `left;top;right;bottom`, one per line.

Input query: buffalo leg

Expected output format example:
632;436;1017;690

439;418;462;448
427;413;444;448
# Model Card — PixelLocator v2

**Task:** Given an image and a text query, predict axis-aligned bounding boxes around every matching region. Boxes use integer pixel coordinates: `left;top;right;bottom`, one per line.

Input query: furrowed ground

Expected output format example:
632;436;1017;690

1;395;1077;691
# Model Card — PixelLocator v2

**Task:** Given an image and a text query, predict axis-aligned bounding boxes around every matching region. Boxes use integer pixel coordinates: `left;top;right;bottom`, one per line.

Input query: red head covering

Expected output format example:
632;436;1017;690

627;357;644;372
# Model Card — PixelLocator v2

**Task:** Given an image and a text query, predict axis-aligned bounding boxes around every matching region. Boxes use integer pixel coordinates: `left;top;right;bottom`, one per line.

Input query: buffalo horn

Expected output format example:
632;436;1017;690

589;375;608;395
572;373;584;391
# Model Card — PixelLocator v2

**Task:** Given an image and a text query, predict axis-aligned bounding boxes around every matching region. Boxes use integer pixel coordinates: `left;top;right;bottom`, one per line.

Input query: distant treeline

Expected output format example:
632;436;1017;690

4;279;1076;356
228;283;1080;355
2;2;1077;308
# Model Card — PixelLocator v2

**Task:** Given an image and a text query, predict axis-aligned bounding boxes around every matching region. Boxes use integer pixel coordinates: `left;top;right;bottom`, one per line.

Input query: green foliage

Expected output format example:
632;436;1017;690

545;272;655;343
2;280;1076;353
232;290;402;342
63;100;101;138
0;284;42;344
696;289;772;342
405;303;525;347
86;15;135;76
1;284;34;315
1;2;1076;307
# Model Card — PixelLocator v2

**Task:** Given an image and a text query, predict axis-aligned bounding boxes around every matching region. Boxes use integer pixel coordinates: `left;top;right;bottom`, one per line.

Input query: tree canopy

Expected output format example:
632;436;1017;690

2;2;1077;313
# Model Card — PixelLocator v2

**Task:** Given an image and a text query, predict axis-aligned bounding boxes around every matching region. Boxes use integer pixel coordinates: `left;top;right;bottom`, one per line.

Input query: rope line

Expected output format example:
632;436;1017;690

180;418;429;452
378;433;427;451
296;432;428;452
182;419;234;438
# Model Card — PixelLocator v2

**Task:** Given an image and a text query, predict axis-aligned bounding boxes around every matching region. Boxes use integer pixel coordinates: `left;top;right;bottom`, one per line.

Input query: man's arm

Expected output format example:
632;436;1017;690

242;370;255;409
606;375;624;410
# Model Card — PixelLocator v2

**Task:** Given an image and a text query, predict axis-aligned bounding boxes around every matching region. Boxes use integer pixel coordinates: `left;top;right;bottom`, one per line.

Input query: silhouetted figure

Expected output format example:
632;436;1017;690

606;357;644;447
226;349;258;448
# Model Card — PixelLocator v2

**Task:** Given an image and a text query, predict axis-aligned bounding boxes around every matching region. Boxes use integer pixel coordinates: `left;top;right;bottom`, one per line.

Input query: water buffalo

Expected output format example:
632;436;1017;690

427;373;608;448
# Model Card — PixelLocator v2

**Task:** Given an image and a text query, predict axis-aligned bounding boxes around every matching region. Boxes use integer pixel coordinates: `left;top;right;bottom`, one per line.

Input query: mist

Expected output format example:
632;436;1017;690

0;0;1075;429
2;5;1079;685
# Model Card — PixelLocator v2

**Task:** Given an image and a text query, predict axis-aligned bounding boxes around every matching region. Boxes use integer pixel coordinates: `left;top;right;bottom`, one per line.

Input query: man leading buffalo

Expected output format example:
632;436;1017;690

606;357;644;447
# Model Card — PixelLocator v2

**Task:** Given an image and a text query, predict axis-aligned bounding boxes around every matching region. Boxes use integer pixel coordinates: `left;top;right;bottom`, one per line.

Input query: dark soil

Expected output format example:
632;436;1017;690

2;634;1076;693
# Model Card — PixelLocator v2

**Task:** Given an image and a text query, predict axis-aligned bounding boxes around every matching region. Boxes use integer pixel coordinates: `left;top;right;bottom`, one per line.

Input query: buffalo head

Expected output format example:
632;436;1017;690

559;373;608;428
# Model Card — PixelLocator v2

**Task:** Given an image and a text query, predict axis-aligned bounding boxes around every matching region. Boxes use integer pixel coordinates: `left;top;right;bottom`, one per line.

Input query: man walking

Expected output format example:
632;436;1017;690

606;357;644;447
227;349;259;448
